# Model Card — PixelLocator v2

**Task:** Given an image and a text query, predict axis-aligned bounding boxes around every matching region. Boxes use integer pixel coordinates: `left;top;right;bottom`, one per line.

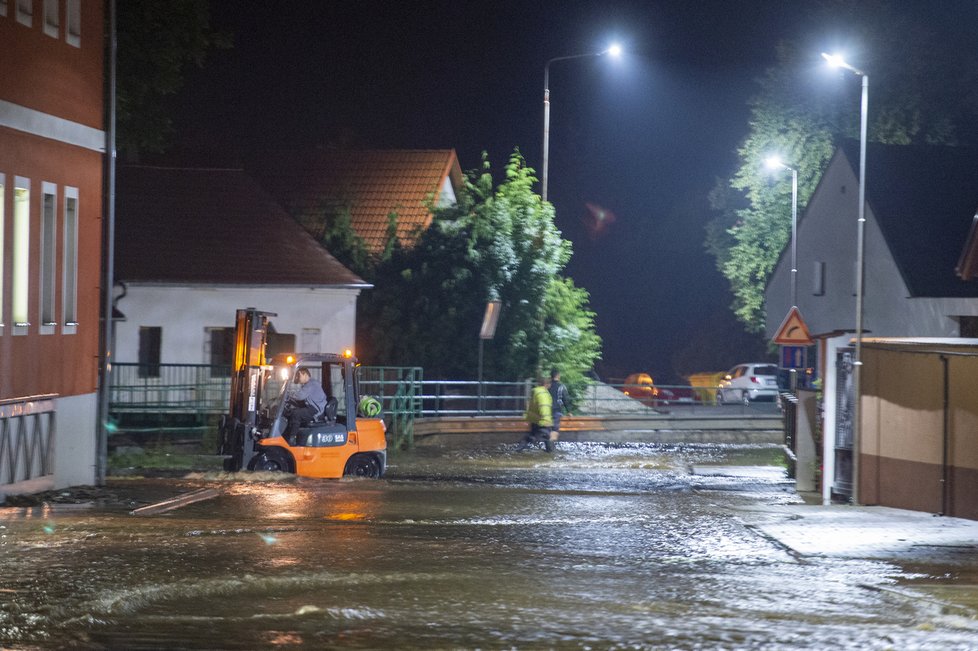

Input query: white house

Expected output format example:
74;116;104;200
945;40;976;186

765;141;978;503
113;166;370;370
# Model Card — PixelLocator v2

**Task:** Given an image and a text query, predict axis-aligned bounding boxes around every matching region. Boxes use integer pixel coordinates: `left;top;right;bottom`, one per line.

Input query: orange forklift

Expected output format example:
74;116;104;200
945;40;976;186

217;308;387;478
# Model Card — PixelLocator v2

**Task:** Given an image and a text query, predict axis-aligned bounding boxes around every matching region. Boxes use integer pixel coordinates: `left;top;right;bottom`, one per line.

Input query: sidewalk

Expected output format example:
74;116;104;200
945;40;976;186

734;499;978;565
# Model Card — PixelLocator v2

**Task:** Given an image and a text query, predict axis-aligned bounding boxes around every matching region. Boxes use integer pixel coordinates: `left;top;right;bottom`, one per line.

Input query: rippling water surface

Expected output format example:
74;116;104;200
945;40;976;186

1;442;976;649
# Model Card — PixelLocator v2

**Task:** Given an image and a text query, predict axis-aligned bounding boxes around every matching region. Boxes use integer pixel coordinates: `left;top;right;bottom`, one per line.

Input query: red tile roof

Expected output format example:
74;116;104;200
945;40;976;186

254;149;462;253
115;166;368;287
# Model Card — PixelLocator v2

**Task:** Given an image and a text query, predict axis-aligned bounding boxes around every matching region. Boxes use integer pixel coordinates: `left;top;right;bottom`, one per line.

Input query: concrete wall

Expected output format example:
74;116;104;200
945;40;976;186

53;392;97;488
860;341;978;520
114;285;361;364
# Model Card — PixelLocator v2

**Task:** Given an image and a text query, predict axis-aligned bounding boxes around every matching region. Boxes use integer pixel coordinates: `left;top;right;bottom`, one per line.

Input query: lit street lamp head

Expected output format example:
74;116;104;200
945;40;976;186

764;154;786;171
821;52;865;76
605;43;622;57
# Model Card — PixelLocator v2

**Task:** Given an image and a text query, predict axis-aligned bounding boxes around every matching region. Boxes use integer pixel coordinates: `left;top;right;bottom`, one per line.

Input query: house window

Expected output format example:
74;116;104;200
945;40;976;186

16;0;31;27
813;261;825;296
0;1;8;18
138;326;162;378
207;327;235;376
40;182;57;329
266;331;296;359
13;178;30;329
960;317;978;338
65;0;79;46
42;0;57;37
63;187;78;326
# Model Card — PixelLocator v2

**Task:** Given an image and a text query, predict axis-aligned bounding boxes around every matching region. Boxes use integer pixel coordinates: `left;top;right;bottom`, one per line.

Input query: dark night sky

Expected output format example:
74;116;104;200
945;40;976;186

165;1;816;380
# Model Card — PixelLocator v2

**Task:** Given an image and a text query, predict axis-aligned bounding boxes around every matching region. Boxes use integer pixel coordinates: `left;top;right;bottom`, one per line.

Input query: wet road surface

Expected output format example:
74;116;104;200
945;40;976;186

1;442;977;649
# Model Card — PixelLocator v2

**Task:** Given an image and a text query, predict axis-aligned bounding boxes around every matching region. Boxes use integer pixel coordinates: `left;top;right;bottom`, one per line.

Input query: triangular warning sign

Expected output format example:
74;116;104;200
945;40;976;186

772;306;813;345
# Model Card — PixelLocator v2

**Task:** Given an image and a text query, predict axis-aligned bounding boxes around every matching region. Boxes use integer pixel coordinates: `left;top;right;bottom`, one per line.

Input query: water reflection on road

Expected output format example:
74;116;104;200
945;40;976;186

1;442;977;649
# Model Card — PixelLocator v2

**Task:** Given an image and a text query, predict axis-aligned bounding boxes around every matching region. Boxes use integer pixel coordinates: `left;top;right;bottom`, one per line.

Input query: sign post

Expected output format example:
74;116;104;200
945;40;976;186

478;301;502;413
772;306;813;391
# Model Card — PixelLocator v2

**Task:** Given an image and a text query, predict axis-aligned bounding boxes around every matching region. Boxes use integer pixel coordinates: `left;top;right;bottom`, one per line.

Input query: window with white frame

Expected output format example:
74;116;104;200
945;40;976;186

0;175;5;328
40;182;57;328
0;0;8;18
63;187;78;326
16;0;31;27
42;0;57;37
13;178;30;328
65;0;79;46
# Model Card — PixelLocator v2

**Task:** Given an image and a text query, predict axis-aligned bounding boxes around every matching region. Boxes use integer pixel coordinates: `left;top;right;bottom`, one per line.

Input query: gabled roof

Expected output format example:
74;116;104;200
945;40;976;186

252;149;463;253
115;166;368;287
837;140;978;298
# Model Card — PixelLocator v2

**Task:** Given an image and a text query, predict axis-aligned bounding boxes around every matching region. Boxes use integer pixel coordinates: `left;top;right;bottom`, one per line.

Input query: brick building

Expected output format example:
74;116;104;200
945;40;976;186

0;0;105;493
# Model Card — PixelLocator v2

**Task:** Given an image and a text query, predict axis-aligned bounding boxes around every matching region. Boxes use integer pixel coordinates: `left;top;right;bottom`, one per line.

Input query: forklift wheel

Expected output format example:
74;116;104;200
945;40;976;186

343;453;381;478
248;447;293;473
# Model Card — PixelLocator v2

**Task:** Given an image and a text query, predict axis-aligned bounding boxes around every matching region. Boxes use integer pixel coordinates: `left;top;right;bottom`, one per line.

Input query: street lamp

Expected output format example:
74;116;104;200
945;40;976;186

764;155;799;309
542;44;621;201
823;51;868;504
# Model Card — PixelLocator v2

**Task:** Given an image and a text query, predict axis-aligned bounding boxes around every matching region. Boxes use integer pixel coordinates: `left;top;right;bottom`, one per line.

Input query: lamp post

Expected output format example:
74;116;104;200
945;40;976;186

823;52;868;504
764;155;799;309
542;44;621;202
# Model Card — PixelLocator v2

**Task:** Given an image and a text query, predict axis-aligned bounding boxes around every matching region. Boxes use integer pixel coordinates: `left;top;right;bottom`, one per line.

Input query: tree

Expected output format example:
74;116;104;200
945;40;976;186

358;151;601;382
116;0;230;154
707;2;978;331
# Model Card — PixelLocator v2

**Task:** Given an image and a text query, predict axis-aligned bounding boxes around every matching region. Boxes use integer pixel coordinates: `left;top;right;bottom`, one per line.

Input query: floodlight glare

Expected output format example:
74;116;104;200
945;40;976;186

821;52;845;68
606;43;622;57
765;155;785;171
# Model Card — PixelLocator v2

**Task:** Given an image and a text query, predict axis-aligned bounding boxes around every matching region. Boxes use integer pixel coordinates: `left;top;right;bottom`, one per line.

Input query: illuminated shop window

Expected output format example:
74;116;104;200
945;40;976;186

0;175;4;328
13;178;30;329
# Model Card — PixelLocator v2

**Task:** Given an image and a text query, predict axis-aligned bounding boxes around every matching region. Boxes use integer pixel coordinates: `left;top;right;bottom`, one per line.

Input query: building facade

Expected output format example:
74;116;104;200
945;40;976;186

113;166;369;371
0;0;105;493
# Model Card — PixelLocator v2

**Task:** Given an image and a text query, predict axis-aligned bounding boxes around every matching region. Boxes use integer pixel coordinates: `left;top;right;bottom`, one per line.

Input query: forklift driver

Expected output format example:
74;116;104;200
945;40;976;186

285;368;328;437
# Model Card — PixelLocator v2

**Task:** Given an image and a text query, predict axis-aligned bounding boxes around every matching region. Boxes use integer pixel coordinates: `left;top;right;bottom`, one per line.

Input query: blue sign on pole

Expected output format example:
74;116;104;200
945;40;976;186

781;345;806;369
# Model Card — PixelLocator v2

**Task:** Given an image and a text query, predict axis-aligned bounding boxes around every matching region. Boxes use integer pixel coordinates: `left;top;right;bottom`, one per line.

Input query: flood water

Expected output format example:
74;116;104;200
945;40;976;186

1;442;977;649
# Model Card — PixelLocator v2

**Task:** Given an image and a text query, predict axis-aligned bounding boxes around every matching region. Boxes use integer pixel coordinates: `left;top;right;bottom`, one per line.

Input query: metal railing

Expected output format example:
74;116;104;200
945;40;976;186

1;394;56;487
110;363;231;414
107;364;781;443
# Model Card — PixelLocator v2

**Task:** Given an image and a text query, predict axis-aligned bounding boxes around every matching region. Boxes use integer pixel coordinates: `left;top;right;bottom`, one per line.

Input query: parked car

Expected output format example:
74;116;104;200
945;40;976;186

716;363;780;405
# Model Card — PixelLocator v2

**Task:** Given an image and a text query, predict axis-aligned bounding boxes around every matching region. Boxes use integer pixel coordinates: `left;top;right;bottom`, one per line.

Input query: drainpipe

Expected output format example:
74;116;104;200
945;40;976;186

939;355;950;516
96;0;117;486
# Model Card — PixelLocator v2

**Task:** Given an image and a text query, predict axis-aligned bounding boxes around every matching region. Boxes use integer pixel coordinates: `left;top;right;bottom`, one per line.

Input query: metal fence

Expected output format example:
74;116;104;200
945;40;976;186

110;363;231;415
108;364;774;423
1;394;56;487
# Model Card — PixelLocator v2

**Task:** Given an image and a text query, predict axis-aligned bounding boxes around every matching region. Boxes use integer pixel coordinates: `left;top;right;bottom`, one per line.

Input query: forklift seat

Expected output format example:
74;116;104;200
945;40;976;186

318;397;338;425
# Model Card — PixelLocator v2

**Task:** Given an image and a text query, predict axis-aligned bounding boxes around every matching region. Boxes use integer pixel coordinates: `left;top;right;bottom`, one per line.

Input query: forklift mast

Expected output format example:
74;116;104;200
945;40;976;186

229;308;276;424
219;308;276;470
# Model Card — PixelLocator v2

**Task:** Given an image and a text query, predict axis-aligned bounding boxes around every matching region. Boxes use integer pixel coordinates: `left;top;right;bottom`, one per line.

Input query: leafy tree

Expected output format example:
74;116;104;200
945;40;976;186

116;0;230;153
707;2;978;331
358;151;601;382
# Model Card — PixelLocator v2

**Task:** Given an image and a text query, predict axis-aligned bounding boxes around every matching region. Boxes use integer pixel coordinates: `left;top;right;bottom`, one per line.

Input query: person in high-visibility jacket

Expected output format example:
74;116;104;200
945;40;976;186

517;375;554;452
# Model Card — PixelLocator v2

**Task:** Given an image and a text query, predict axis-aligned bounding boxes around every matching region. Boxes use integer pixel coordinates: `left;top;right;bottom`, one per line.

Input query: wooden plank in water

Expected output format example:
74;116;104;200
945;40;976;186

131;488;220;516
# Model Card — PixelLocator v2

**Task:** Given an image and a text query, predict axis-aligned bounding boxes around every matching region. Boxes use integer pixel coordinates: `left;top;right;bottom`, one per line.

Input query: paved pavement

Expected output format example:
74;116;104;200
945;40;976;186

736;496;978;564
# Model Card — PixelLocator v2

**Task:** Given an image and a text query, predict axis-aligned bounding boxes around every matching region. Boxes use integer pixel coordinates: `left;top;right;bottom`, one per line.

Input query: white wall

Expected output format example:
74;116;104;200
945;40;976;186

114;285;362;364
54;392;97;488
